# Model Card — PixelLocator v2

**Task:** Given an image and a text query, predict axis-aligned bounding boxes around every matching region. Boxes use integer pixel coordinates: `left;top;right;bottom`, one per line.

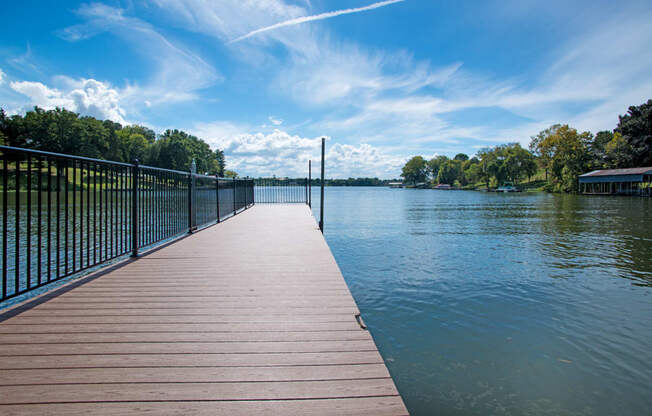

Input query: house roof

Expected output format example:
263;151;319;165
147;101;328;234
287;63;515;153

579;167;652;177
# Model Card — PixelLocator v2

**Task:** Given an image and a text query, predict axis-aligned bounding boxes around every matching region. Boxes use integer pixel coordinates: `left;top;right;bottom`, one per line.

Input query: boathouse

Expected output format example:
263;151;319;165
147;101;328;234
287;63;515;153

579;167;652;196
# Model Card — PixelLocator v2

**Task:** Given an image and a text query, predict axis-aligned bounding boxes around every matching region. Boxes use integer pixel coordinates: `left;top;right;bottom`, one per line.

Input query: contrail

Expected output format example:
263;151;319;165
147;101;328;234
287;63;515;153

230;0;405;43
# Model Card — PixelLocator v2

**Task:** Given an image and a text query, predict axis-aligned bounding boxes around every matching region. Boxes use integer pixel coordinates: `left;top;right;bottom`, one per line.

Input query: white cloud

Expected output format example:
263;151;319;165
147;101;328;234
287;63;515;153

10;78;127;124
59;3;220;107
0;69;5;85
268;116;283;126
230;0;405;43
191;123;403;178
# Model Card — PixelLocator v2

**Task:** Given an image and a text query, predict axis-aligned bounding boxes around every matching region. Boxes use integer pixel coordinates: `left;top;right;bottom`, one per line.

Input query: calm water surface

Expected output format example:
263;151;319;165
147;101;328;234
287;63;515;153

312;187;652;416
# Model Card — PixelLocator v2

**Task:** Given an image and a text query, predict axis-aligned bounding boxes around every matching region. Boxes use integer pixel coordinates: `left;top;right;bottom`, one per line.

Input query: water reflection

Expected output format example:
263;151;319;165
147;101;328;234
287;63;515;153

311;187;652;416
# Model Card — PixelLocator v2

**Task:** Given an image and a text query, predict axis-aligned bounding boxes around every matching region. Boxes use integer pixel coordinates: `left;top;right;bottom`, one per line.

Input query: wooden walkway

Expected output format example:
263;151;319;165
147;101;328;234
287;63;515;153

0;205;408;415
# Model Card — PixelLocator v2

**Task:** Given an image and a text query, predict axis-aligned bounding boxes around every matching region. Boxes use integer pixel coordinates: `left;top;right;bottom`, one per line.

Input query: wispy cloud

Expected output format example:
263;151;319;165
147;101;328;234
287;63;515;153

59;3;220;108
229;0;405;43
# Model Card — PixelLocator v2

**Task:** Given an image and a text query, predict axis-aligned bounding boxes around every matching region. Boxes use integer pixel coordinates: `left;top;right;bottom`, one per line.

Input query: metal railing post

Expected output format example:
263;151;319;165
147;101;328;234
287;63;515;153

233;177;237;215
244;178;248;207
187;172;193;233
216;175;220;223
131;159;139;257
308;160;312;208
319;138;325;233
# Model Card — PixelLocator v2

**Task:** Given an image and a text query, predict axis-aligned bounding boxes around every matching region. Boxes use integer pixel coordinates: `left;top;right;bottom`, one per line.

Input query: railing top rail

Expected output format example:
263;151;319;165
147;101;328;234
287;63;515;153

0;145;252;180
137;164;192;175
0;145;134;168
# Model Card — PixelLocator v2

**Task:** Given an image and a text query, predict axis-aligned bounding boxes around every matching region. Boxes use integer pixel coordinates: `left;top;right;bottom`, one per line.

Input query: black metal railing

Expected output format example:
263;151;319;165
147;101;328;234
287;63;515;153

251;138;325;233
254;178;309;203
0;145;254;303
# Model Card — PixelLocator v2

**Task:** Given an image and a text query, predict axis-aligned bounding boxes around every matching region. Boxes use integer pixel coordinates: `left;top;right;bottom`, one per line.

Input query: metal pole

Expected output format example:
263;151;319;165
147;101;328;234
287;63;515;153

188;172;193;233
131;159;139;257
308;160;312;208
216;175;220;223
233;177;237;215
319;138;325;233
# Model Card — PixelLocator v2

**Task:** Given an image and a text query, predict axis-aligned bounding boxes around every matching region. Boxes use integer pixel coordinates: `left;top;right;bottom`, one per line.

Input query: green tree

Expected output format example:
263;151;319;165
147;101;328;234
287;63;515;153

149;129;221;174
530;124;561;181
453;153;469;161
604;132;633;168
436;159;461;185
476;148;496;189
215;149;225;176
591;130;613;167
615;99;652;166
0;107;228;174
401;156;428;184
535;124;592;192
427;155;449;182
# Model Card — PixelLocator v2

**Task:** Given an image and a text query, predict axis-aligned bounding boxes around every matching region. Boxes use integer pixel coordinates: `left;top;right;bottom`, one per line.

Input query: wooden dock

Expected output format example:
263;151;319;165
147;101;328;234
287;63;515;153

0;205;408;415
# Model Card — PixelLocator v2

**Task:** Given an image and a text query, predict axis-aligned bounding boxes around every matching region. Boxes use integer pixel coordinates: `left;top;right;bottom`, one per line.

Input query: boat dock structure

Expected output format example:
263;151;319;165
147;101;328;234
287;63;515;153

579;167;652;196
0;144;408;415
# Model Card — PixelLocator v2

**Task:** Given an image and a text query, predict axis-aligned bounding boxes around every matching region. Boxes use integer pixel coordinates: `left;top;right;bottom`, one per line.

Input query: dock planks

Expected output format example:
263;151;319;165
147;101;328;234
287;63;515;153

0;204;408;415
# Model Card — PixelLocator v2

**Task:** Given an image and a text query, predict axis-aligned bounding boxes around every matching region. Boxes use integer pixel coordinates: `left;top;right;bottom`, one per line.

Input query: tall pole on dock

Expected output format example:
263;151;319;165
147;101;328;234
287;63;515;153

308;160;312;208
319;138;325;233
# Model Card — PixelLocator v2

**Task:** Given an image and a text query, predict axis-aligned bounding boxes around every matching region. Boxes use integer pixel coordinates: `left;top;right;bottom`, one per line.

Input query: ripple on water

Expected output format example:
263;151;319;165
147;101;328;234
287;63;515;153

317;188;652;416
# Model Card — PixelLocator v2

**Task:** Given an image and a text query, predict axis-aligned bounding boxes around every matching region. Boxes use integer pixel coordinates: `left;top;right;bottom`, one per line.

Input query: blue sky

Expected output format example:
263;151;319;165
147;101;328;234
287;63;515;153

1;0;652;178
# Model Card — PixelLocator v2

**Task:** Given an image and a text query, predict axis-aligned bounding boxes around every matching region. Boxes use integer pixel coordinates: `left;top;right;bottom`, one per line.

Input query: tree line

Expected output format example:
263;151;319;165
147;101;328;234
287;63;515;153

401;99;652;192
308;177;399;186
0;107;232;177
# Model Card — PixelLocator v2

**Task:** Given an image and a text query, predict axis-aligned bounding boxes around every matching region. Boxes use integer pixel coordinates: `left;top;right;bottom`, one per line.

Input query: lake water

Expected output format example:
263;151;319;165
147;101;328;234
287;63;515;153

311;187;652;416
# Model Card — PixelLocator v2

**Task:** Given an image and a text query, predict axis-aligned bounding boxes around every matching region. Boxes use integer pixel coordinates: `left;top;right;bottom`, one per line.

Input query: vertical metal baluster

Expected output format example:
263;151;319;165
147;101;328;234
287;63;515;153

149;171;152;243
47;160;52;282
177;175;181;233
99;165;103;262
37;157;42;285
158;172;162;238
216;176;220;223
148;170;151;243
144;171;147;244
156;172;160;241
233;178;236;215
104;165;108;260
86;163;90;265
64;160;69;275
131;160;139;257
26;156;32;288
15;158;20;292
79;162;84;269
107;167;111;257
187;173;192;233
120;168;124;253
162;172;166;237
320;137;325;233
110;168;114;257
93;164;97;265
2;157;7;298
141;170;145;246
72;161;76;272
